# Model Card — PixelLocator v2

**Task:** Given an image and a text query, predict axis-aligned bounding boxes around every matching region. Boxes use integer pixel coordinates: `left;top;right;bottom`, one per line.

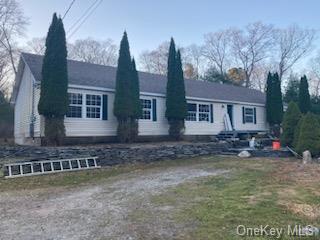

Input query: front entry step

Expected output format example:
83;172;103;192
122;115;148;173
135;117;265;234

3;157;99;178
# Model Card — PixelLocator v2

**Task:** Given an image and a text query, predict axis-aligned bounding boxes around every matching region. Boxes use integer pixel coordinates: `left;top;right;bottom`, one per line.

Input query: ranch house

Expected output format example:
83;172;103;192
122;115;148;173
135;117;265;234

11;53;268;145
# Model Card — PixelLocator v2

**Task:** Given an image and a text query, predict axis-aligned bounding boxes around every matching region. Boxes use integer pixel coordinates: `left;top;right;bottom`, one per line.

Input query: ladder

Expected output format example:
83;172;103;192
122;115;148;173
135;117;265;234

3;157;100;179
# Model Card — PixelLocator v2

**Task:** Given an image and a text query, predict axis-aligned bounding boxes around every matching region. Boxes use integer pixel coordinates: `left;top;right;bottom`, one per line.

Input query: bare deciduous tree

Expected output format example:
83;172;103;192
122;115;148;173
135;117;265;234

250;63;271;91
202;30;231;76
68;38;118;66
230;22;274;88
184;44;203;79
24;37;45;55
139;41;190;76
308;53;320;96
0;0;28;75
273;24;315;81
139;41;170;75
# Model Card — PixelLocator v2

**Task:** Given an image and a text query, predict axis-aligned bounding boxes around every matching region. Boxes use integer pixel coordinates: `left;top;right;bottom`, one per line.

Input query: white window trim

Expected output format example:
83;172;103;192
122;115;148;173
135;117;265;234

85;94;103;120
66;93;83;119
244;107;254;123
140;98;153;121
186;102;212;122
66;92;103;120
198;104;210;122
186;103;198;121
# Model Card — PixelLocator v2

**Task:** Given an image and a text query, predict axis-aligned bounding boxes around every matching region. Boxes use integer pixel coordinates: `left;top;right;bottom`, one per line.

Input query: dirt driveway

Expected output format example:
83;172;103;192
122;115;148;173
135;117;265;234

0;161;227;240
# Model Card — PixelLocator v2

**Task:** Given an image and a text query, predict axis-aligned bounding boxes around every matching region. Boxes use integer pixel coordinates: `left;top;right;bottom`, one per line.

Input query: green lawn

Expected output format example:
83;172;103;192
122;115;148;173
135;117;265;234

151;157;320;239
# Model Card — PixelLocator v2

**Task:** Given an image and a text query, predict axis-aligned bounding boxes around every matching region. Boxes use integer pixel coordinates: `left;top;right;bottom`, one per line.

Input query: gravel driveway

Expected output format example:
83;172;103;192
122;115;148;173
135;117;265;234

0;163;227;240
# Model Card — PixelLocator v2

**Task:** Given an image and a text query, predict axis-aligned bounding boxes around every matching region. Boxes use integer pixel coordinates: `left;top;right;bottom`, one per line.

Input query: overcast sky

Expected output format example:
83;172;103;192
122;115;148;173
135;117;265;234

20;0;320;59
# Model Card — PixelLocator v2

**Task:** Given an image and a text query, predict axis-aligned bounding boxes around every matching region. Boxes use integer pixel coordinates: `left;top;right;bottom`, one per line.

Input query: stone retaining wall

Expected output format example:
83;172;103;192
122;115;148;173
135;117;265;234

0;142;230;167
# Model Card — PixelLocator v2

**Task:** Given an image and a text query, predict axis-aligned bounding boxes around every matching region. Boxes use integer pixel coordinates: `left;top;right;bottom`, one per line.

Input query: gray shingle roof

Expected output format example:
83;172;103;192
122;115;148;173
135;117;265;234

21;52;266;104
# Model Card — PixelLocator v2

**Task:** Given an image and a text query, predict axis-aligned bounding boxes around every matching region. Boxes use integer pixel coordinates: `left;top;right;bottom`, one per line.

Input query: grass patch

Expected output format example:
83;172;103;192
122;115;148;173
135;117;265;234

151;157;320;239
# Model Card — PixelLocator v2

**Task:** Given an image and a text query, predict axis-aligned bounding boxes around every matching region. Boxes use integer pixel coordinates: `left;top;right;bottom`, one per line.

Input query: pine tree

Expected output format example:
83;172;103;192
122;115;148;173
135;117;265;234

129;58;142;141
298;75;311;114
38;13;68;146
296;113;320;156
165;38;187;140
293;118;303;148
281;101;301;147
283;74;299;104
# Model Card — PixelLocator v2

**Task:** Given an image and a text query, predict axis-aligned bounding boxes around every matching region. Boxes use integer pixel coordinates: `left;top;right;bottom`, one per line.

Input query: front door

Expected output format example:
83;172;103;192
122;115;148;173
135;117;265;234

227;105;234;130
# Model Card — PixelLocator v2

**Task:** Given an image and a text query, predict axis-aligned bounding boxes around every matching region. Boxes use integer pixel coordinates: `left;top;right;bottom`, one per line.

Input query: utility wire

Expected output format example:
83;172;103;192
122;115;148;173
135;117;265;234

62;0;76;20
66;0;102;37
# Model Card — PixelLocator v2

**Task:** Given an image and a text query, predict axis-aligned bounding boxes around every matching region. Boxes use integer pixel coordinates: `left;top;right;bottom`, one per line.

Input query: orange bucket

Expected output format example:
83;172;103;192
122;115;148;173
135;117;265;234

272;141;281;150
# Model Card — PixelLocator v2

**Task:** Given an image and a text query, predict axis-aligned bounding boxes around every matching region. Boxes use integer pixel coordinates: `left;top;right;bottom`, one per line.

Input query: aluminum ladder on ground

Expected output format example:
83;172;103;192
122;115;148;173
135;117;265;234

3;157;100;179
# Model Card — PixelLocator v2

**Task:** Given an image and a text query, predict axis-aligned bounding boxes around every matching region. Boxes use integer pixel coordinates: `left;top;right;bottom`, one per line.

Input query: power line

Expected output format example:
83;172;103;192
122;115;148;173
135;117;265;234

62;0;76;20
66;0;102;37
67;0;103;39
39;0;77;53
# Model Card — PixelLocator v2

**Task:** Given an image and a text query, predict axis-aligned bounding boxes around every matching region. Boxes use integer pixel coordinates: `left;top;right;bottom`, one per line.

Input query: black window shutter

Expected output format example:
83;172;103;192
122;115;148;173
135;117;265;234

102;94;108;120
210;104;214;123
242;106;245;124
254;107;257;124
152;99;157;121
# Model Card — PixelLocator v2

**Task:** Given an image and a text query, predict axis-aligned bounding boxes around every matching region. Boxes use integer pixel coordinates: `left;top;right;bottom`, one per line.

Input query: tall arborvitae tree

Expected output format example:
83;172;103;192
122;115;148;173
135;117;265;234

38;13;68;146
130;58;142;141
298;75;311;114
281;101;301;147
114;32;141;142
273;72;284;124
165;38;187;140
265;72;283;137
266;72;273;124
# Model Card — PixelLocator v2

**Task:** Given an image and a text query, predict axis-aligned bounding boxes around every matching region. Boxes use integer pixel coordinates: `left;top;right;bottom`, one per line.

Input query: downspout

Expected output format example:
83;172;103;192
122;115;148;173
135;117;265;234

29;77;39;140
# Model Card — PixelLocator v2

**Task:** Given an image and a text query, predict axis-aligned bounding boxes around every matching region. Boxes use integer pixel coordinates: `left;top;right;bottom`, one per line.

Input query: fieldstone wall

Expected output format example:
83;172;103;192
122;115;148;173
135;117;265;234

0;142;230;167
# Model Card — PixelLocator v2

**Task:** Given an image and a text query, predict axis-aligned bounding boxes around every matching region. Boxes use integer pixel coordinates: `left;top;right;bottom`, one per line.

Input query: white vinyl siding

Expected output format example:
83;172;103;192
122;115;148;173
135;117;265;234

14;65;41;145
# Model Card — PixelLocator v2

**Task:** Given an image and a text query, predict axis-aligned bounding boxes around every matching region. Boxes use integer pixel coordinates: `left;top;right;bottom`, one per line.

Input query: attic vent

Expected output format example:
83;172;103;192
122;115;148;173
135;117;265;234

3;157;99;178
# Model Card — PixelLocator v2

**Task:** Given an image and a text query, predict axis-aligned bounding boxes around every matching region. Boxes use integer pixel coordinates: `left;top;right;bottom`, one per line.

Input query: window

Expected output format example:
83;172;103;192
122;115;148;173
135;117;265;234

198;104;210;122
244;107;254;123
86;94;101;119
186;103;212;122
186;103;197;121
66;93;82;118
140;99;152;120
